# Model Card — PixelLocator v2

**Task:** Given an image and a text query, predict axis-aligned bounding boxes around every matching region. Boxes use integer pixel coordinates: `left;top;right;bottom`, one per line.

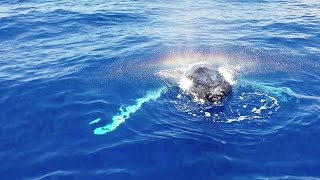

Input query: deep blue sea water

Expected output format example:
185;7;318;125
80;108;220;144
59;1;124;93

1;0;320;179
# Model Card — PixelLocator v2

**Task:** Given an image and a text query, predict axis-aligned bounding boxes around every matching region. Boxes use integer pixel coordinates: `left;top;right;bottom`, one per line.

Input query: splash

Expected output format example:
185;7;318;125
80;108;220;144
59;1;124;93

92;87;166;135
154;52;247;90
178;77;193;91
157;61;238;104
218;66;237;85
156;56;292;123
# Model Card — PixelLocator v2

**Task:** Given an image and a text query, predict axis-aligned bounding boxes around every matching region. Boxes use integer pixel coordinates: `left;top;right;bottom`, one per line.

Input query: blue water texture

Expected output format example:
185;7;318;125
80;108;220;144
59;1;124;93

1;0;320;179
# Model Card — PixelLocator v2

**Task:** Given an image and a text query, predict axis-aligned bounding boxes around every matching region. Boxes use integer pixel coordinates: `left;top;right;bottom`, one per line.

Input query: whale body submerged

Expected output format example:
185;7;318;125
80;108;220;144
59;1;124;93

184;64;232;105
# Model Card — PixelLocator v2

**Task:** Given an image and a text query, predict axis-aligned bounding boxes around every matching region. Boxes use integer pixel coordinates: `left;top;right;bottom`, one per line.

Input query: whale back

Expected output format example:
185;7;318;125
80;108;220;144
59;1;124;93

187;66;220;87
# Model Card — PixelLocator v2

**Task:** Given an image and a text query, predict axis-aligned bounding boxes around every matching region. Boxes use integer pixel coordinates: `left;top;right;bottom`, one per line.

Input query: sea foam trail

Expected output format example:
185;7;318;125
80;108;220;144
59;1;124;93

93;87;166;135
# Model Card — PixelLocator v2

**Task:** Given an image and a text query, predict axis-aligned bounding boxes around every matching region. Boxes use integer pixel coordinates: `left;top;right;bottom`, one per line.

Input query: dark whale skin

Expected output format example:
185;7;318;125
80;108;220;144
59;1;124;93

186;65;232;105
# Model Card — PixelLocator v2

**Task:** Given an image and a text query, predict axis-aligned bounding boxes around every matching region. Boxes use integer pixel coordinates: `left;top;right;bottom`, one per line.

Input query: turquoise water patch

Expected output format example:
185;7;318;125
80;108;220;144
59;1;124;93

239;79;294;101
93;87;166;135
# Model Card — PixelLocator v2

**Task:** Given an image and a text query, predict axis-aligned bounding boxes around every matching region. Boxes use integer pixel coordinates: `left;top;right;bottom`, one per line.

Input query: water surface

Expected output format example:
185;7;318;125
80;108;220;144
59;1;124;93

0;0;320;179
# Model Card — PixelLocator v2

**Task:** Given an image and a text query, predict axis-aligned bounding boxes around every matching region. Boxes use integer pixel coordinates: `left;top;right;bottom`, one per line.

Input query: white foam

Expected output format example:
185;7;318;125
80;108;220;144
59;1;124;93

218;67;237;85
226;116;247;123
178;77;193;91
252;105;267;114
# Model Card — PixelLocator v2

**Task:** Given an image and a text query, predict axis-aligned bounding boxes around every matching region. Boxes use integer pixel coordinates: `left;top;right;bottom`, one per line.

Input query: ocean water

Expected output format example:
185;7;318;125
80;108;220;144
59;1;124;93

1;0;320;179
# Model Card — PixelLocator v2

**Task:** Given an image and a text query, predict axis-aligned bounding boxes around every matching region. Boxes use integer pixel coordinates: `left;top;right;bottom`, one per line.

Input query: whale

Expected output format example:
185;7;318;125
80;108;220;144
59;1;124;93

183;64;232;105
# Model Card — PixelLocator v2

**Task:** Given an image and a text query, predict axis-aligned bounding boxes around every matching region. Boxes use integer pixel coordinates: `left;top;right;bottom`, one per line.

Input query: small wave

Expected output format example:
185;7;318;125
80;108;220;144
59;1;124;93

30;170;76;180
